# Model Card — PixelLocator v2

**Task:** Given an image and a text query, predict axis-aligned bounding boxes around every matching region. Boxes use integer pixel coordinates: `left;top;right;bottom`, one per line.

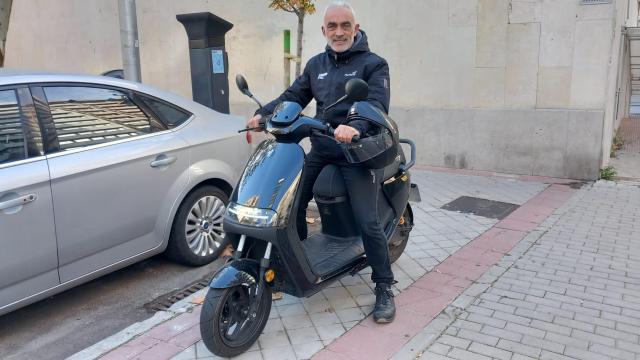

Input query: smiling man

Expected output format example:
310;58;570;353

247;1;394;323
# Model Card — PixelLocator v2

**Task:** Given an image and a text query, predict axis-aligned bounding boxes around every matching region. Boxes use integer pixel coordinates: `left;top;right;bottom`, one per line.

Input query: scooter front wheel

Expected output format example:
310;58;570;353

200;285;272;357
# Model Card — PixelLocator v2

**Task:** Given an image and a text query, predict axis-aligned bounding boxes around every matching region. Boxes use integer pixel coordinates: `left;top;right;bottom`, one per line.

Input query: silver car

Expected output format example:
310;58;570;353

0;71;252;315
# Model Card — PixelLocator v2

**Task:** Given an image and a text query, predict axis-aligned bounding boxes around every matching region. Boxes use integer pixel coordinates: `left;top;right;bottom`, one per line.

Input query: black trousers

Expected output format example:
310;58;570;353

296;150;394;284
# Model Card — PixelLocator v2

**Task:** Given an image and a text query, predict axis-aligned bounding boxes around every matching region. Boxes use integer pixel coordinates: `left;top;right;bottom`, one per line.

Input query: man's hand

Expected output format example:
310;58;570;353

334;125;360;143
246;114;263;132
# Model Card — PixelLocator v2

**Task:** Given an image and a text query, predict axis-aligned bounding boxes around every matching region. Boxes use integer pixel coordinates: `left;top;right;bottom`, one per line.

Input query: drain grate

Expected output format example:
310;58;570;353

441;196;519;220
143;278;210;313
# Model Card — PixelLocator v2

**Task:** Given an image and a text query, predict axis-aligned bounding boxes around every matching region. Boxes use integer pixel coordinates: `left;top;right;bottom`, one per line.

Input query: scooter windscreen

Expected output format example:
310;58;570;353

270;101;302;126
342;129;396;168
228;139;305;227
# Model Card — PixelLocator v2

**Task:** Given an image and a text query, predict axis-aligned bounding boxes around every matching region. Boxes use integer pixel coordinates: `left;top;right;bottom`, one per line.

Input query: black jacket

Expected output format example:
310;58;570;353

257;30;391;159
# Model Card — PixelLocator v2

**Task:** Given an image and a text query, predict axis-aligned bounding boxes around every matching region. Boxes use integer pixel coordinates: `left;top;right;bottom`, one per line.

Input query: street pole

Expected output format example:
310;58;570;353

284;29;291;89
118;0;141;82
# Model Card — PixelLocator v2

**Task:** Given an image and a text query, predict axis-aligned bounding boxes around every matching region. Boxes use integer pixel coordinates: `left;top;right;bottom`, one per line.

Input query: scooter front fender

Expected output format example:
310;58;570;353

208;260;260;289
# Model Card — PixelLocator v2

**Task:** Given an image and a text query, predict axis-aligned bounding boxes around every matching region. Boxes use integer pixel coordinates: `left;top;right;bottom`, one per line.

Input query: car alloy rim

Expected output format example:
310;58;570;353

185;195;226;256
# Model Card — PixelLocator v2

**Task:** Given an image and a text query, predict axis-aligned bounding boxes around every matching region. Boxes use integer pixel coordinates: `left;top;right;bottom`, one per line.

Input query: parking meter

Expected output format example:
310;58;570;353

177;12;233;114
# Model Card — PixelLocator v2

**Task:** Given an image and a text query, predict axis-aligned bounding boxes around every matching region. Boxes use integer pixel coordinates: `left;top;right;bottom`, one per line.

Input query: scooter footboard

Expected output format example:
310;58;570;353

209;259;260;289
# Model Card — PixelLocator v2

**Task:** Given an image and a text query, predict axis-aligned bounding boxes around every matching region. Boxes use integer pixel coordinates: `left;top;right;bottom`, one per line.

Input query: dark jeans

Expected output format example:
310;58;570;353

296;150;394;284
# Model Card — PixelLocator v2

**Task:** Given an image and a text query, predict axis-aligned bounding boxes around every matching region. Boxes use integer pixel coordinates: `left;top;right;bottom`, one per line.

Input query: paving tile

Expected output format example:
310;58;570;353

292;340;324;359
281;314;313;330
261;345;296;360
335;307;365;323
170;345;196;360
258;330;291;350
287;326;320;345
315;323;346;341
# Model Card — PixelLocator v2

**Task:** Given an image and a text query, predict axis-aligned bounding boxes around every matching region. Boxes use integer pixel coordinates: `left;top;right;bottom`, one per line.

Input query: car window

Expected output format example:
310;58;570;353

137;94;192;128
43;86;153;151
0;89;27;165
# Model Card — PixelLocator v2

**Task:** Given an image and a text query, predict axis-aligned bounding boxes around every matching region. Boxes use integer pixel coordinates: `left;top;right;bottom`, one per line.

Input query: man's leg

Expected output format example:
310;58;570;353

340;166;395;323
296;151;327;240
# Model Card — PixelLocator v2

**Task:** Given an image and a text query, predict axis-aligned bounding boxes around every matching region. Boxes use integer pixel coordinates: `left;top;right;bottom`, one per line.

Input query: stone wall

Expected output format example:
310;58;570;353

4;0;632;179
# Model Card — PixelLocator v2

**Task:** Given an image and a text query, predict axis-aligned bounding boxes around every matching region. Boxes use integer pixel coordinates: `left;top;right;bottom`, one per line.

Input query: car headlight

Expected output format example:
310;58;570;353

226;202;277;227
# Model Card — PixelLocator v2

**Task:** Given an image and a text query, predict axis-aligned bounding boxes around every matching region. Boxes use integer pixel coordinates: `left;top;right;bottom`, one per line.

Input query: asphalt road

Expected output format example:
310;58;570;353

0;255;225;360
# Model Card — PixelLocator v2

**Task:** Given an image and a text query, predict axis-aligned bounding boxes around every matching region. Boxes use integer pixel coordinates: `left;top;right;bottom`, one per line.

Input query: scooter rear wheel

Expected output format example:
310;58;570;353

389;205;413;264
200;285;272;357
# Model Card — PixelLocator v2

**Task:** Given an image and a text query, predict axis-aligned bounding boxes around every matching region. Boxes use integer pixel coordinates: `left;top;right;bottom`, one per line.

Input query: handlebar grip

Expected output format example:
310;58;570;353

326;126;359;143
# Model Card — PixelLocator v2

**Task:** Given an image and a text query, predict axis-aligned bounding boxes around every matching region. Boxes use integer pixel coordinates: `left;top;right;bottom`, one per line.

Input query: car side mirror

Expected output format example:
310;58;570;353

345;78;368;102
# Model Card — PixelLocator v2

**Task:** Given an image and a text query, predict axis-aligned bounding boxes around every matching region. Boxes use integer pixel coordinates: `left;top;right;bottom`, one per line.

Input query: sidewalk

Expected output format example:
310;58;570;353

70;167;640;360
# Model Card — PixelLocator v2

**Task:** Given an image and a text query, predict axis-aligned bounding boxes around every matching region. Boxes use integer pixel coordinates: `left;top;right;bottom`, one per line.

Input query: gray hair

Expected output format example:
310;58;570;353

323;1;357;22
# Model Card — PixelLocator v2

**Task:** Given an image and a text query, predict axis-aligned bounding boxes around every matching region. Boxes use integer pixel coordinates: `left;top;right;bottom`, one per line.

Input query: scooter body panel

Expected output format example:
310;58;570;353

382;172;411;225
231;139;304;214
208;259;260;289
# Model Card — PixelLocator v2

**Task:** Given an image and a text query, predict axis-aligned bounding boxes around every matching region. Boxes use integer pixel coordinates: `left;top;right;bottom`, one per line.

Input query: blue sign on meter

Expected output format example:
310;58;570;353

211;50;224;74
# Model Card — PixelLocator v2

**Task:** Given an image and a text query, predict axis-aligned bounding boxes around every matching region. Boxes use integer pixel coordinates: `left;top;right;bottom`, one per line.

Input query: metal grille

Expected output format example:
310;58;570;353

441;196;519;220
143;278;210;313
616;117;640;153
580;0;612;4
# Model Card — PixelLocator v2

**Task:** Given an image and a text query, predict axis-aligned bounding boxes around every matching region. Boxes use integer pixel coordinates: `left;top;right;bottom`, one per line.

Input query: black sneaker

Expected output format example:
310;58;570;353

373;283;396;323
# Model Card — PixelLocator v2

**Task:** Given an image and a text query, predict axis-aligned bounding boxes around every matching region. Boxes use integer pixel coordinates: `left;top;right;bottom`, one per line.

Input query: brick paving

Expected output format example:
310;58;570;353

418;181;640;360
76;169;640;360
165;170;549;360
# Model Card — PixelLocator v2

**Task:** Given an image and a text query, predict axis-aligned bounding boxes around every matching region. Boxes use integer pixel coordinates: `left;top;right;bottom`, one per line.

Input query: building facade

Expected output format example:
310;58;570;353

5;0;639;179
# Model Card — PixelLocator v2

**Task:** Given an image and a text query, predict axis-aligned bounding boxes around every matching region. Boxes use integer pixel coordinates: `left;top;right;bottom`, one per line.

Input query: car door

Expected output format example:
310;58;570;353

0;86;59;310
33;84;190;283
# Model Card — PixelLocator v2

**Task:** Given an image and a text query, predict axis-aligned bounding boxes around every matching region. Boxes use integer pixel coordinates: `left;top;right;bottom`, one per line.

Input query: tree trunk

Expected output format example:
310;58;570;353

296;14;304;77
0;0;13;67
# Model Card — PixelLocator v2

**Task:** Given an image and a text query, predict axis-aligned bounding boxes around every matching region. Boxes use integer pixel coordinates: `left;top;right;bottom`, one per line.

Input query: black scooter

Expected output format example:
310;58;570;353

199;75;421;357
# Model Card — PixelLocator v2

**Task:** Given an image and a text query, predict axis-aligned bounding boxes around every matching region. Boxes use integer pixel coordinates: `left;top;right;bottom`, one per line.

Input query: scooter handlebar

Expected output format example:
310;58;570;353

238;115;270;133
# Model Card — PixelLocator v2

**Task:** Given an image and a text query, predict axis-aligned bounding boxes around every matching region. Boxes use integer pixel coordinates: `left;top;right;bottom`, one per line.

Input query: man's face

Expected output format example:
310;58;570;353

322;7;360;53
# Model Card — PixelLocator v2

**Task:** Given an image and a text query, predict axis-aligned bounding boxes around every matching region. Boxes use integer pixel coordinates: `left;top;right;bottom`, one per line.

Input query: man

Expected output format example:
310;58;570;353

247;1;395;323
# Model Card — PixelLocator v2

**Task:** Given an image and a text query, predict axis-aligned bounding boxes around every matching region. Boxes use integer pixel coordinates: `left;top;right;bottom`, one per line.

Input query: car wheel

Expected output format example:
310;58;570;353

166;185;229;266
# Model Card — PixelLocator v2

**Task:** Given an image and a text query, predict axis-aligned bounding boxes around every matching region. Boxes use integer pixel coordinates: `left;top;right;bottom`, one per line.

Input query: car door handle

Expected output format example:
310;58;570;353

150;155;177;168
0;194;37;211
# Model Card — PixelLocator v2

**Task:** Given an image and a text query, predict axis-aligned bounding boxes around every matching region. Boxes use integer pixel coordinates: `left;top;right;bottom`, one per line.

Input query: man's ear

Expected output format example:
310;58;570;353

355;23;360;33
322;26;326;37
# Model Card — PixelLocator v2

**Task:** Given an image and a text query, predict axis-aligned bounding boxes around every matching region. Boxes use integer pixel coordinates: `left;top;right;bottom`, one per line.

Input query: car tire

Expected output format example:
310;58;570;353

166;185;229;266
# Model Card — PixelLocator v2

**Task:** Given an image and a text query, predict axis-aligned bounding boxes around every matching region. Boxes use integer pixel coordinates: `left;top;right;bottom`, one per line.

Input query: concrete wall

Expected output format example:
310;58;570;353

4;0;630;179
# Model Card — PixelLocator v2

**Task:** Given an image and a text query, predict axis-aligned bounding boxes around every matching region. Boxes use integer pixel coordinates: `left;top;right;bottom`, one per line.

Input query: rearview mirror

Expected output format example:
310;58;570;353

235;75;250;96
235;74;263;109
345;78;368;102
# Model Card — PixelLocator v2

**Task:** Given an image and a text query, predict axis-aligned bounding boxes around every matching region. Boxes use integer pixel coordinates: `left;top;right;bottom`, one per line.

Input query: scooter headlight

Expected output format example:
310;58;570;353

226;203;277;227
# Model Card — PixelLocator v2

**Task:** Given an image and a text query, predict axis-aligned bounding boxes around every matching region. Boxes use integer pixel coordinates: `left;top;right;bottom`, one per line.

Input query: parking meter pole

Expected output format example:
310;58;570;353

177;12;233;114
284;29;291;89
118;0;141;82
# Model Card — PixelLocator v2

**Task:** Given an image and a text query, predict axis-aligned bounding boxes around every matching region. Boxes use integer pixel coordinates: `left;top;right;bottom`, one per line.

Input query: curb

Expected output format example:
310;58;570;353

68;288;208;360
